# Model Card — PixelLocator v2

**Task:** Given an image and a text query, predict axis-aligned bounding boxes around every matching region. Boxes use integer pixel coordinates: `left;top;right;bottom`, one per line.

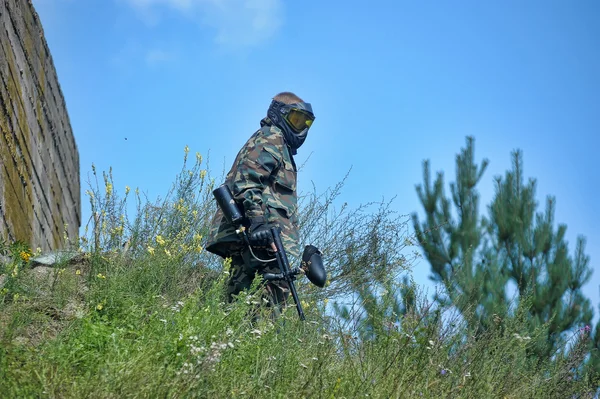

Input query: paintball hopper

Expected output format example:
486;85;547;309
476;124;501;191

301;245;326;288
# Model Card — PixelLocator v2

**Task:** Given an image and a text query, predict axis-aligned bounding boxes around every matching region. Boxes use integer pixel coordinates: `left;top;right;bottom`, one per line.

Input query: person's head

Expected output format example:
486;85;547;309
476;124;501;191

266;92;315;154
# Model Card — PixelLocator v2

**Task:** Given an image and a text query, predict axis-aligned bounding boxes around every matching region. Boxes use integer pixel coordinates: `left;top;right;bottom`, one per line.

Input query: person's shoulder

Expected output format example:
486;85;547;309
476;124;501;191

261;124;285;142
252;124;286;152
236;124;285;164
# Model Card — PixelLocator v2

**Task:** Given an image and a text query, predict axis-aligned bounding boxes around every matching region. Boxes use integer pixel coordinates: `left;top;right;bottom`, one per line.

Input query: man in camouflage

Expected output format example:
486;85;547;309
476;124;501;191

206;92;315;311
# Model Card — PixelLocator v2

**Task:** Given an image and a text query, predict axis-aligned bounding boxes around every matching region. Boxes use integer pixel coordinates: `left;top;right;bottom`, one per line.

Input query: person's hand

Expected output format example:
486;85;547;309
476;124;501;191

247;217;273;247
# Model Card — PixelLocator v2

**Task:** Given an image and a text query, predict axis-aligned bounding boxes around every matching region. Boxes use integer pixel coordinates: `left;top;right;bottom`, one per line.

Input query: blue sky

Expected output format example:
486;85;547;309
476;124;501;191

32;0;600;317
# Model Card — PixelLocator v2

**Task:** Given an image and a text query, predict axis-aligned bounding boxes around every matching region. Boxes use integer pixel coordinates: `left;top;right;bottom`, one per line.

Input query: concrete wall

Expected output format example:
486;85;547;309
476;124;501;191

0;0;80;250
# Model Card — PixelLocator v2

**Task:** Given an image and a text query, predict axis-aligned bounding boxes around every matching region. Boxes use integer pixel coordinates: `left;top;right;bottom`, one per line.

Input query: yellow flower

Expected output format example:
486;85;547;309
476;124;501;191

147;246;155;255
184;145;190;154
97;273;106;279
200;170;207;179
193;233;203;242
125;186;131;195
76;269;81;275
96;303;103;310
20;251;32;262
156;236;166;246
196;152;202;163
105;183;113;196
13;293;20;301
164;249;172;257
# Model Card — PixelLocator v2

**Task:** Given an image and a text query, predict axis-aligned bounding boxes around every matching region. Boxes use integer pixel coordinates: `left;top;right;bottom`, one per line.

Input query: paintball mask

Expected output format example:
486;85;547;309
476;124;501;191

301;245;326;288
267;100;315;154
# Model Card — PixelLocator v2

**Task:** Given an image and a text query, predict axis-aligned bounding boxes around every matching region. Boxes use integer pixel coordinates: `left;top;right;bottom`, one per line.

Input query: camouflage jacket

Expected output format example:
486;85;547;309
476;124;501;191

205;119;300;259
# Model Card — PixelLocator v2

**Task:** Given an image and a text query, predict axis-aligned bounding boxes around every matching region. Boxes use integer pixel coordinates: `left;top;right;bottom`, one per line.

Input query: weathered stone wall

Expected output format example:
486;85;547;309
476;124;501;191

0;0;80;250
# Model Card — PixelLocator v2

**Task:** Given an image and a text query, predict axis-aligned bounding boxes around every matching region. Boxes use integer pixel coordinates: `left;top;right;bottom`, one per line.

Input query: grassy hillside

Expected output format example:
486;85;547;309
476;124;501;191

1;151;596;398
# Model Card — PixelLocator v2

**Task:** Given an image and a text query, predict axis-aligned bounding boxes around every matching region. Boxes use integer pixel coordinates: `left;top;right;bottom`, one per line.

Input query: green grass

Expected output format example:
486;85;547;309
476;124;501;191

1;248;596;398
0;151;597;398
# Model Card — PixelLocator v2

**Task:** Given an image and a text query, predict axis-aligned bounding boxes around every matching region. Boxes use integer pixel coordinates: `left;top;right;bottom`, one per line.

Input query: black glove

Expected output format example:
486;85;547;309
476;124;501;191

247;216;273;247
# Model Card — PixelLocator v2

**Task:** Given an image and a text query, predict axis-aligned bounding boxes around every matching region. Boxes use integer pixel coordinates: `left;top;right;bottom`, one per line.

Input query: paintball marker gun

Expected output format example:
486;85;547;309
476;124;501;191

213;184;326;321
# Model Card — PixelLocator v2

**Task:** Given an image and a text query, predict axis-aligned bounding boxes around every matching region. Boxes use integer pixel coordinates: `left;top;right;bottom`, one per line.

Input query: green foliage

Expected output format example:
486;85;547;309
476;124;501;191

83;148;216;270
1;146;597;397
0;239;34;305
296;173;419;306
412;136;597;377
0;239;32;260
1;250;595;398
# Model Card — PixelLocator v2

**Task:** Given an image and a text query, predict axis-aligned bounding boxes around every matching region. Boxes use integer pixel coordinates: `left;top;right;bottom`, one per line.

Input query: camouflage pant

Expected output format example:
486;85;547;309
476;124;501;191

226;248;290;311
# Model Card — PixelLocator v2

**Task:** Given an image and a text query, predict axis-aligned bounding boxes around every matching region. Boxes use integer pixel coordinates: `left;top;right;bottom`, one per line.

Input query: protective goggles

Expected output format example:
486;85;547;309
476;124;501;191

282;106;315;133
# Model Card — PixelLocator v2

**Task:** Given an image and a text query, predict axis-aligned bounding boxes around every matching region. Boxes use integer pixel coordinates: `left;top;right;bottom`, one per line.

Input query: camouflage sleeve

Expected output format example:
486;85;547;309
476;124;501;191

231;143;281;218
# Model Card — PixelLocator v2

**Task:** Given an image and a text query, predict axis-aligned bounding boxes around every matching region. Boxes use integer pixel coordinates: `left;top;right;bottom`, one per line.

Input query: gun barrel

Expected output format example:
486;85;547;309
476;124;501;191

271;227;305;321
